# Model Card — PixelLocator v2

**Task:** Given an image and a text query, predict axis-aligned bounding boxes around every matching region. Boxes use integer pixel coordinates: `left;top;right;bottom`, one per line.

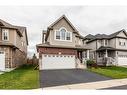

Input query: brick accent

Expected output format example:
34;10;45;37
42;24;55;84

38;47;77;57
0;46;27;68
12;49;27;68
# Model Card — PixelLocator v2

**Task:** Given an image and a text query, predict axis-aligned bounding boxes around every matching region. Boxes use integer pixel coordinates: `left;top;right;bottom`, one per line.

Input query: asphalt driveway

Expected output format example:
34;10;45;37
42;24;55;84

40;69;112;88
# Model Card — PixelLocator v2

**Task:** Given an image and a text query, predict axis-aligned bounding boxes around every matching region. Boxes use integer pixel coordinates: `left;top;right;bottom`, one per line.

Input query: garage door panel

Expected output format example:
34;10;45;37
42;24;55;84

118;55;127;65
0;52;5;71
41;54;75;70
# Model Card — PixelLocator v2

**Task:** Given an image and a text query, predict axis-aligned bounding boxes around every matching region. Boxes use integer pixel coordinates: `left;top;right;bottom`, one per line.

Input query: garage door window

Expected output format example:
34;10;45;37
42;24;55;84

0;51;4;54
118;55;127;57
41;54;75;70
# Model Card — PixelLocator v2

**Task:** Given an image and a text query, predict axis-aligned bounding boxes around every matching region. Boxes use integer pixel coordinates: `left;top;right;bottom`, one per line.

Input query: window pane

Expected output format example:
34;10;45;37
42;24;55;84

61;29;66;40
2;29;9;41
56;31;60;39
66;32;70;40
119;39;126;46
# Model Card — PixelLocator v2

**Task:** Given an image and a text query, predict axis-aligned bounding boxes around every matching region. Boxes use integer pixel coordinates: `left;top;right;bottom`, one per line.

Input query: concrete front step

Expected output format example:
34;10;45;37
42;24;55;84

77;63;86;69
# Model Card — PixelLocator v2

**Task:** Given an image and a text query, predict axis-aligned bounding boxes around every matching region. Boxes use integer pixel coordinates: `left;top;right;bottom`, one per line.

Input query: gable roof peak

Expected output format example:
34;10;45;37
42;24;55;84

48;15;79;34
61;14;66;17
109;29;127;38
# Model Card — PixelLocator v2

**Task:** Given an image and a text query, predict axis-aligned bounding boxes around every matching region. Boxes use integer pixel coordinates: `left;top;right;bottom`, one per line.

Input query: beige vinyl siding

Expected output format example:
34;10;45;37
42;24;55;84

87;41;97;50
49;18;75;47
15;31;27;53
21;31;27;53
75;37;83;46
116;38;127;49
0;28;15;44
16;31;22;50
97;40;102;49
117;51;127;56
108;38;116;48
117;32;127;37
9;29;15;44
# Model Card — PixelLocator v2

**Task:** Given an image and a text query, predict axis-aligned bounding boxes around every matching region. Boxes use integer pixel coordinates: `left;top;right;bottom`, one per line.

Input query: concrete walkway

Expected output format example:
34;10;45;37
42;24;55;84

43;78;127;89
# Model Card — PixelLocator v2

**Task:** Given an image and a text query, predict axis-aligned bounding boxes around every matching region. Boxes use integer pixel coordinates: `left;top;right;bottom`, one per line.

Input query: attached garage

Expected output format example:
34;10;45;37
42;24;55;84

0;51;5;71
118;55;127;66
40;54;76;70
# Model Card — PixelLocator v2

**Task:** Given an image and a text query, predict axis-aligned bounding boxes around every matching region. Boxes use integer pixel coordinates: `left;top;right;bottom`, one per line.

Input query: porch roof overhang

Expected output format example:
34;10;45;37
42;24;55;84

96;46;116;51
0;42;18;49
36;43;91;51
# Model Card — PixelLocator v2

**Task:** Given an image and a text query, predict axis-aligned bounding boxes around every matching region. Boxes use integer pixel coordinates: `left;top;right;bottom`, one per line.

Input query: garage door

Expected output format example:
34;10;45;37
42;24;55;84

118;55;127;65
0;51;5;71
40;54;76;70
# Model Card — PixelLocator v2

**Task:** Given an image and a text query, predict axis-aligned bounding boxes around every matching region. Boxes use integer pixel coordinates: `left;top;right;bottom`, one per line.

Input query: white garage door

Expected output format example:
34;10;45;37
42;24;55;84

0;51;5;71
40;54;76;70
118;55;127;65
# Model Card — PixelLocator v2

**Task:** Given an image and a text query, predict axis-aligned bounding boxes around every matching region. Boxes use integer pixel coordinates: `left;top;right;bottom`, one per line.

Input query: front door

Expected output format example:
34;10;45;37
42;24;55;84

0;51;5;71
77;51;83;63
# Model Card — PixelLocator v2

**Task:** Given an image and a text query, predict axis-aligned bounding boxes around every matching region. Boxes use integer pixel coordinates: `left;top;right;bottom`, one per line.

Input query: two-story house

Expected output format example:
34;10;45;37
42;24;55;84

36;15;90;70
84;29;127;66
0;19;28;71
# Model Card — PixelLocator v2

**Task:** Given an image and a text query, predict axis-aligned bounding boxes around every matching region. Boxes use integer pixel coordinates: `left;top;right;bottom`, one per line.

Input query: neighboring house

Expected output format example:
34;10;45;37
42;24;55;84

36;15;90;70
0;19;28;71
84;29;127;66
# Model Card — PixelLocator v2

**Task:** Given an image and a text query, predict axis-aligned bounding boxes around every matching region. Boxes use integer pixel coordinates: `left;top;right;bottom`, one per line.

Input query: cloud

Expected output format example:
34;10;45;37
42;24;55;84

0;6;127;57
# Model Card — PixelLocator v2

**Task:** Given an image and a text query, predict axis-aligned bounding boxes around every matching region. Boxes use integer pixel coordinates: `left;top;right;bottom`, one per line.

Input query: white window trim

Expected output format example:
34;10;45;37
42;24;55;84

119;39;126;46
2;29;9;41
54;27;72;42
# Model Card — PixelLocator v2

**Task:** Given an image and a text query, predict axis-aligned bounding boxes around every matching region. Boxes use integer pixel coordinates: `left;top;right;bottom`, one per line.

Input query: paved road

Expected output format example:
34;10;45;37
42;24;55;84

40;69;111;88
102;85;127;90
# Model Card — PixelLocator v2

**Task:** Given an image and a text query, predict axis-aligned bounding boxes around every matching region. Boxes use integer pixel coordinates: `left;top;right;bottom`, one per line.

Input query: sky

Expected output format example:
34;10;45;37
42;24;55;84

0;6;127;57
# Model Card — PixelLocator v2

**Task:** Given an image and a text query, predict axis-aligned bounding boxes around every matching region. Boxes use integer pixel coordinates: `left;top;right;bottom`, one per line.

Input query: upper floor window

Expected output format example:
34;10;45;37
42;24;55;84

61;28;66;40
66;32;71;40
56;31;60;39
105;40;108;46
55;27;72;41
2;29;9;41
119;42;126;46
119;39;126;46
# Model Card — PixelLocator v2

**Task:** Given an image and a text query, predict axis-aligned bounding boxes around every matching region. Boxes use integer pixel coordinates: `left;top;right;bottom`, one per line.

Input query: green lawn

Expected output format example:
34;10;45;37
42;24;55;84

0;65;39;89
88;66;127;79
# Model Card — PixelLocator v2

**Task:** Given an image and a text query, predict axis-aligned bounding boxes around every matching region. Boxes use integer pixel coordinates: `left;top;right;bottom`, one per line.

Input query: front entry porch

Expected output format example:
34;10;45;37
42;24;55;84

76;49;90;69
77;50;90;63
96;46;117;66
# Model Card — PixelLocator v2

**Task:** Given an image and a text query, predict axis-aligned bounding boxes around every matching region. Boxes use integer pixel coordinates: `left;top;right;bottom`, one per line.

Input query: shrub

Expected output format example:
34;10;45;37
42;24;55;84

86;59;96;68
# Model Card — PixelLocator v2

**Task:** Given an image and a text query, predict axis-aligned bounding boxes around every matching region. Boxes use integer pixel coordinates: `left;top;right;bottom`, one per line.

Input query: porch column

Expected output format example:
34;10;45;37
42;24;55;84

115;51;118;57
105;49;108;57
86;50;90;59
